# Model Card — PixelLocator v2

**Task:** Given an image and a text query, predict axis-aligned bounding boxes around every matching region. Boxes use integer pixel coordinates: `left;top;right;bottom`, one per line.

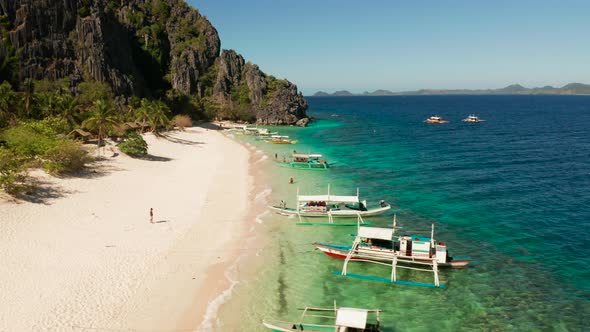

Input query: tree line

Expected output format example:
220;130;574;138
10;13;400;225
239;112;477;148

0;79;192;196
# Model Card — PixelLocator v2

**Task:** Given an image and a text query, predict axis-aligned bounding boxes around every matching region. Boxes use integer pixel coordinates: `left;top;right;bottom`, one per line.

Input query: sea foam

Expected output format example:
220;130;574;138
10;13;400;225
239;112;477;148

198;258;241;331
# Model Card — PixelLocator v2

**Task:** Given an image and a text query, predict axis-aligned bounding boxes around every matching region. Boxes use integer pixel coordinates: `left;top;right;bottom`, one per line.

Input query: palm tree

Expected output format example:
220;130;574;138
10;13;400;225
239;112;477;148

134;98;152;132
19;79;35;119
82;99;119;155
148;100;170;134
57;93;81;128
0;81;16;127
37;91;60;118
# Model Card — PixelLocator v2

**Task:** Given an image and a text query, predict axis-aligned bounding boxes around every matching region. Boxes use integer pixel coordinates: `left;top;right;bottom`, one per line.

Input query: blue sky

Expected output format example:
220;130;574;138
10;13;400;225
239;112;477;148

189;0;590;95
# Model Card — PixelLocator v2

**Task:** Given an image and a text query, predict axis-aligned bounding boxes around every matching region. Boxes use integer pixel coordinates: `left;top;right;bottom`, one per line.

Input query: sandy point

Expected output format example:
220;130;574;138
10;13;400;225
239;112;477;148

0;126;254;331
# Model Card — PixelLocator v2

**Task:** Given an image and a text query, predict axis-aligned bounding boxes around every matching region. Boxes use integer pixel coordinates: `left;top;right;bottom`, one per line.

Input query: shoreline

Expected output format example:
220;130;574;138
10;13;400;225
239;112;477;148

194;137;274;331
0;126;255;331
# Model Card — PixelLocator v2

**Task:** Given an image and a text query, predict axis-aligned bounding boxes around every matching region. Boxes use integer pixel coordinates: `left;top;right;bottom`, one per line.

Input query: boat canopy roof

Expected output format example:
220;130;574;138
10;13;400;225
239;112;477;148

358;226;394;240
335;308;368;329
298;194;359;203
293;153;323;158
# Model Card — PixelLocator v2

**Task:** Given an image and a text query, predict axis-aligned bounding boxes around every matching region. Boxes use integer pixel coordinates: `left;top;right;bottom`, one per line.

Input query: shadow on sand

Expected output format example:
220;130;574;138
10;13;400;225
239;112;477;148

14;178;77;205
159;132;205;146
60;159;126;179
136;154;173;162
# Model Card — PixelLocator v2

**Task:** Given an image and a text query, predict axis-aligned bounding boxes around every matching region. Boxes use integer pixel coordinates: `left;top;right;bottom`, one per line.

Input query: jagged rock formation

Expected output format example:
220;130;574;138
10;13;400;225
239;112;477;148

0;0;308;125
213;50;308;125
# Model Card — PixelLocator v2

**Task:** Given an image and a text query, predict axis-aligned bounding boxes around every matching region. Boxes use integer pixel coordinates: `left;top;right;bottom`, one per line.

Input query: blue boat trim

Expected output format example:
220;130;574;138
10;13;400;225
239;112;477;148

452;256;472;261
316;243;352;250
331;272;446;289
411;235;431;241
297;221;373;226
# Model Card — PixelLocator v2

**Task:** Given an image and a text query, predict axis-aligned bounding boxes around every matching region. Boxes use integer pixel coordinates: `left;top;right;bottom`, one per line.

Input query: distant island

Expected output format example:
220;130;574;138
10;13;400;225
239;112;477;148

312;83;590;97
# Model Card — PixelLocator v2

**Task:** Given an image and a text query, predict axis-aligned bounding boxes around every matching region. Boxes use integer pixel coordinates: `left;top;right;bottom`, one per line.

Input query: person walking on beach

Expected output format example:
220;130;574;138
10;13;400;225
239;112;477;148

150;208;154;224
289;176;294;184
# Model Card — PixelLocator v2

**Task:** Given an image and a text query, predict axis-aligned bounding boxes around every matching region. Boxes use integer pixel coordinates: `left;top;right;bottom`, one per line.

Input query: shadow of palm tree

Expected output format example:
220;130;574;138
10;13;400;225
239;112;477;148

159;133;205;146
197;122;223;130
57;160;126;179
137;154;173;162
15;179;77;205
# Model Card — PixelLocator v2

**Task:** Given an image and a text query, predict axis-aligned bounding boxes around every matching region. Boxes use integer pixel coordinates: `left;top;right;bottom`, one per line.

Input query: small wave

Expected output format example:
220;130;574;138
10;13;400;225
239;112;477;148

255;210;271;224
256;155;268;163
255;188;272;204
255;149;264;154
198;259;241;331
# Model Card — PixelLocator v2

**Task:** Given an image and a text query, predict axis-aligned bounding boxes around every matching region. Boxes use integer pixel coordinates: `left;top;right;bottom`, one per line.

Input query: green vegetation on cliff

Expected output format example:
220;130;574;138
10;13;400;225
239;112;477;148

0;0;308;126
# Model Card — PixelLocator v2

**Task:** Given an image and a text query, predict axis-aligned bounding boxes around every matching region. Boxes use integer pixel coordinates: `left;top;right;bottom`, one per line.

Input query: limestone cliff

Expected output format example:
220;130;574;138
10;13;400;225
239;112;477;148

0;0;308;125
212;50;308;125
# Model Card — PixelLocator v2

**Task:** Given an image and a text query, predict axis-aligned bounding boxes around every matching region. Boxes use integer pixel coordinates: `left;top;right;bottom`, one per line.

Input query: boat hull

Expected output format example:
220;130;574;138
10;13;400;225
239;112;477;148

313;242;471;268
263;321;381;332
290;162;329;170
269;204;391;218
263;321;336;331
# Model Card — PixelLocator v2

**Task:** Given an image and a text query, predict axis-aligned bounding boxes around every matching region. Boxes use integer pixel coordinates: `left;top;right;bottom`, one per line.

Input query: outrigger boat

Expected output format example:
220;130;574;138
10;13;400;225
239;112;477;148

314;216;471;288
424;116;449;124
263;304;382;332
266;135;298;145
255;128;279;137
462;114;485;123
282;153;329;170
270;186;391;225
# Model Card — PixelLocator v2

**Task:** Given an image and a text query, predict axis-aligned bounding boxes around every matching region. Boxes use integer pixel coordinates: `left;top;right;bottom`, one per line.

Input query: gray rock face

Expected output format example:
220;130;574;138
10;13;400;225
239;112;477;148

213;50;308;126
0;0;307;124
2;0;77;83
167;2;220;95
257;81;309;126
243;63;266;105
75;8;144;95
213;50;245;100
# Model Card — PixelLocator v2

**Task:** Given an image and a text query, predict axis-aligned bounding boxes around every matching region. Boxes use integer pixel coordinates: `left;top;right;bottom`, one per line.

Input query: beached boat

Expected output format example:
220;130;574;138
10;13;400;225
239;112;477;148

462;114;485;123
283;153;329;170
255;128;279;137
265;135;298;144
424;116;449;124
270;187;391;223
315;216;471;288
263;305;383;332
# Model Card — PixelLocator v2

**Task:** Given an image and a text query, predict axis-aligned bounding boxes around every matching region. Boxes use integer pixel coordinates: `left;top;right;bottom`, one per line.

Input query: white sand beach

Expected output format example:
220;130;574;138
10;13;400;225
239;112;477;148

0;127;253;331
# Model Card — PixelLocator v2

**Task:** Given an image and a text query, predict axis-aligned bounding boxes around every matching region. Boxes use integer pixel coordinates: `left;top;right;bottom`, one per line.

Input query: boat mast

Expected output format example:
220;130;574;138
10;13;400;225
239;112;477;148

431;224;435;248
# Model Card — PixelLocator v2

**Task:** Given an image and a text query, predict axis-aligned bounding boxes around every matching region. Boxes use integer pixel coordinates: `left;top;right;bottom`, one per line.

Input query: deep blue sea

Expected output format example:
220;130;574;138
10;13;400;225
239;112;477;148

219;95;590;331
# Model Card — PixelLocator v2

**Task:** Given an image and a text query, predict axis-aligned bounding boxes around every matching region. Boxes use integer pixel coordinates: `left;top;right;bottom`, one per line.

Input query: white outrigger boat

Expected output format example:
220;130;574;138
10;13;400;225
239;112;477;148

314;216;471;288
270;187;391;225
281;153;329;170
462;114;485;123
263;304;383;332
424;115;449;124
266;135;298;145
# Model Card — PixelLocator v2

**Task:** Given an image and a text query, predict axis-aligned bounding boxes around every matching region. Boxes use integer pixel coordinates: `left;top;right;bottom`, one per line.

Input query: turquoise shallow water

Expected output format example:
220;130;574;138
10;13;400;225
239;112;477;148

217;95;590;331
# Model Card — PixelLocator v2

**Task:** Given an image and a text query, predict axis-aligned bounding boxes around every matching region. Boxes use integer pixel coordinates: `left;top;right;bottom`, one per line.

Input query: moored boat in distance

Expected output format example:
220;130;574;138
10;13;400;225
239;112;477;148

263;305;383;332
265;135;298;144
316;216;471;288
462;114;485;123
270;186;391;223
284;153;329;170
424;115;449;124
